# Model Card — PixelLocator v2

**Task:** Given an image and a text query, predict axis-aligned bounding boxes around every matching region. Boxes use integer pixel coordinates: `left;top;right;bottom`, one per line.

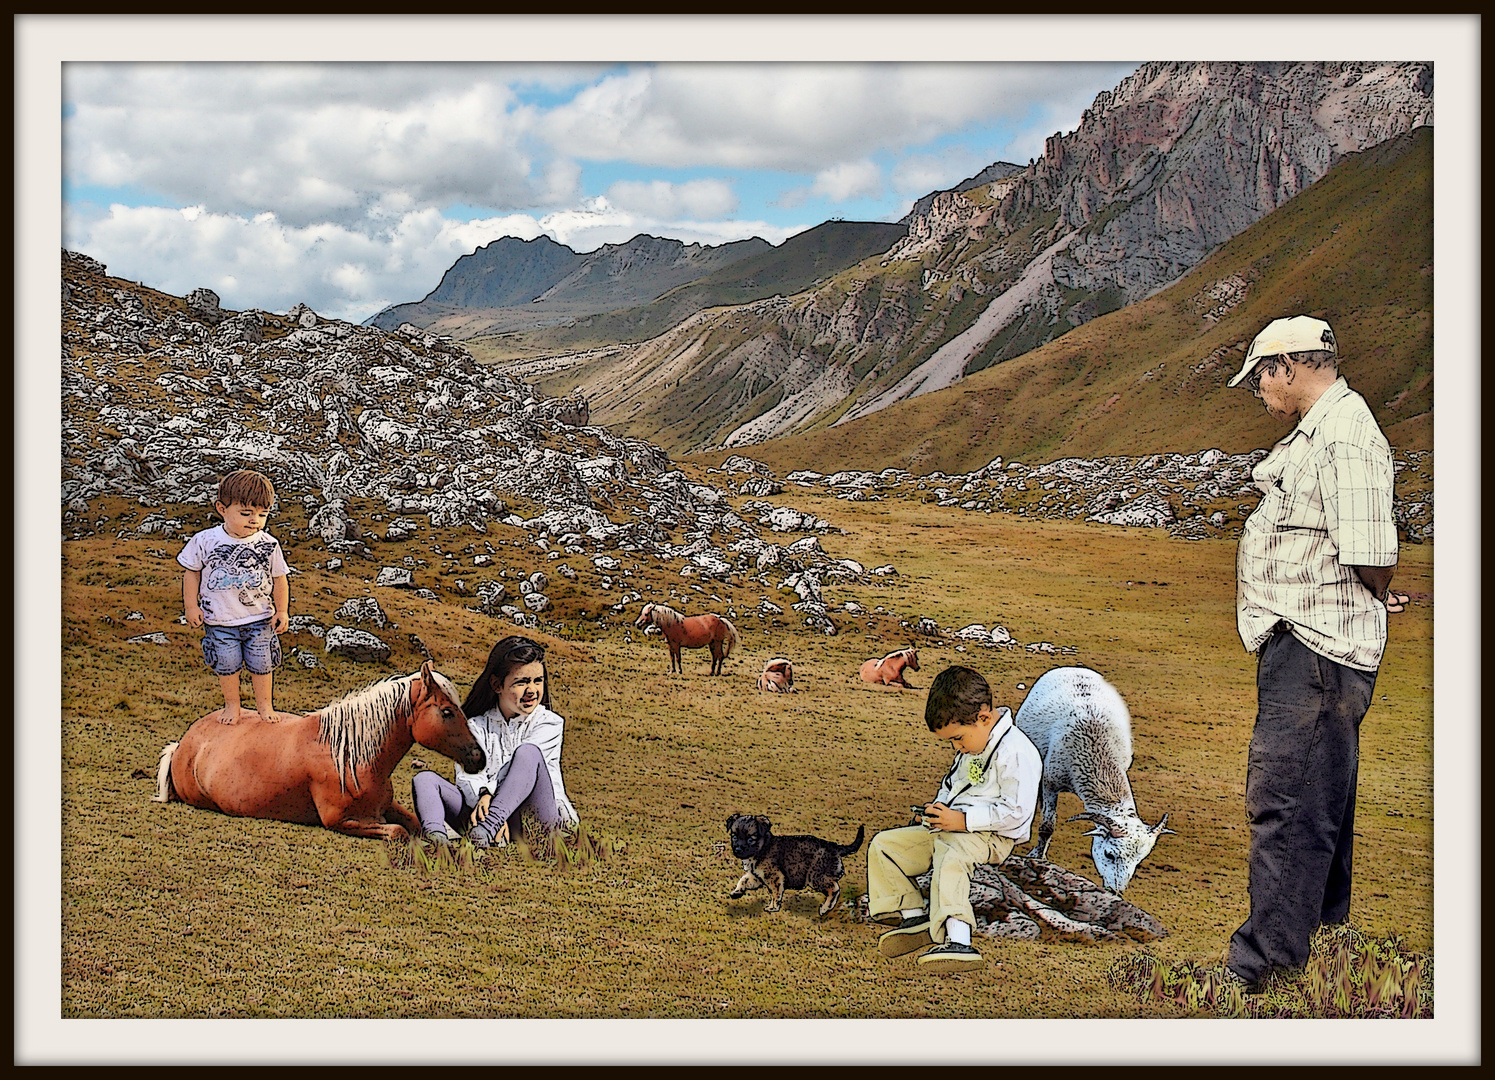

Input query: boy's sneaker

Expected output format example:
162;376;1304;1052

917;941;983;973
878;915;932;958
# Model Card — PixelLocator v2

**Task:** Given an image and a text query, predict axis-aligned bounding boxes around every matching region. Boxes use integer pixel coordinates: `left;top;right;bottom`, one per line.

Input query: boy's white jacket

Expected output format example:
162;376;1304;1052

454;703;578;824
933;707;1042;840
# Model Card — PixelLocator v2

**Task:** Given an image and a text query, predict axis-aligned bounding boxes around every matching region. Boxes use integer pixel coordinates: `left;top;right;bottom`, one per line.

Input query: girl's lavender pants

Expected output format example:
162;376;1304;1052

411;742;562;843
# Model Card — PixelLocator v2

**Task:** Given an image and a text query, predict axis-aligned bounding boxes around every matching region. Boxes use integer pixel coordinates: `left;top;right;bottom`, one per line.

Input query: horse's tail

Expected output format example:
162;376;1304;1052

838;824;866;857
721;618;739;659
151;742;179;803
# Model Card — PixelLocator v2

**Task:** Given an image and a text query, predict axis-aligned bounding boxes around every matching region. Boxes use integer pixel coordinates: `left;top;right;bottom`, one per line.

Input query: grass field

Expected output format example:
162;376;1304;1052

57;485;1435;1032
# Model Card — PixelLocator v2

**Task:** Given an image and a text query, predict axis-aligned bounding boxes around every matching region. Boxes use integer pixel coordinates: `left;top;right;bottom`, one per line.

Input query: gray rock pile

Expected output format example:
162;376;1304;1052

752;449;1433;543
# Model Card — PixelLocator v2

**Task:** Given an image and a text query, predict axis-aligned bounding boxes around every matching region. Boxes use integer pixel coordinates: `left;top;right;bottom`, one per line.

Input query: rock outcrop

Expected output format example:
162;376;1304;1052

572;61;1432;451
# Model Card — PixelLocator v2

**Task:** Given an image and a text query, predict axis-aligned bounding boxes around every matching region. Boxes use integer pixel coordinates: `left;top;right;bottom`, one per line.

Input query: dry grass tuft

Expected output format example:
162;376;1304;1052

1107;923;1433;1018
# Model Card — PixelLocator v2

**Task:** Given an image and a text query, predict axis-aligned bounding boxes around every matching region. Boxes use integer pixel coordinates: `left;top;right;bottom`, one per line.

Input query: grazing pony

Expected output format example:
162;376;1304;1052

758;657;796;693
152;661;484;841
634;602;739;675
859;646;920;688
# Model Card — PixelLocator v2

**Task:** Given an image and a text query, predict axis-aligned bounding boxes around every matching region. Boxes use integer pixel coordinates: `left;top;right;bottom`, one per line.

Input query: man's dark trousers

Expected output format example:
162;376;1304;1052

1228;625;1378;984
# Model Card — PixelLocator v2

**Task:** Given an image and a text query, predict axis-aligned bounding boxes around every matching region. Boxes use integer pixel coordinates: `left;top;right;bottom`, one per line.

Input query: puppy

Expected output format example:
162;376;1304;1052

726;813;865;916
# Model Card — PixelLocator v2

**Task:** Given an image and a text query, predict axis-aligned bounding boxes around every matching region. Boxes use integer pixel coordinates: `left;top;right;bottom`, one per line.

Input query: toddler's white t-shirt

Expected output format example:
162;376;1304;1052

177;525;290;627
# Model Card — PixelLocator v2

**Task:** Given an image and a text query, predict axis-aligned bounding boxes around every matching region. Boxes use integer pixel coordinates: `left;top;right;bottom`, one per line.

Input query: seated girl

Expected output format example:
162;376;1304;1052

411;635;578;847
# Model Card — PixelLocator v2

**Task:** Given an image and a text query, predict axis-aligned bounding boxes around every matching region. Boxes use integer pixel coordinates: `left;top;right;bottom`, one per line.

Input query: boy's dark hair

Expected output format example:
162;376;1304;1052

217;469;276;510
925;666;992;731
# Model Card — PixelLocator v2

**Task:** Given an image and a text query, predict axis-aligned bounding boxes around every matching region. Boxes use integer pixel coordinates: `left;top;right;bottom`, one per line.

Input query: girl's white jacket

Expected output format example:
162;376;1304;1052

453;703;578;824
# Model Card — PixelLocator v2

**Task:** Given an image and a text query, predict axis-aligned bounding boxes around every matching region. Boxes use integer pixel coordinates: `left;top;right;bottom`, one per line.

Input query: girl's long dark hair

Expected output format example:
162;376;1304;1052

462;636;550;717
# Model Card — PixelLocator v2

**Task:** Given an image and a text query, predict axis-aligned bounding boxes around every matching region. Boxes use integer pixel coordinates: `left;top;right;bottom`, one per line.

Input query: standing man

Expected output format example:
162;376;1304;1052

1224;315;1409;990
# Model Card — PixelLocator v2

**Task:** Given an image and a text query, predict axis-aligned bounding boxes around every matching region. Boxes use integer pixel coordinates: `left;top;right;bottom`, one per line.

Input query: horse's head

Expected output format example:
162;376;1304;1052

408;661;485;774
906;648;920;671
633;604;655;629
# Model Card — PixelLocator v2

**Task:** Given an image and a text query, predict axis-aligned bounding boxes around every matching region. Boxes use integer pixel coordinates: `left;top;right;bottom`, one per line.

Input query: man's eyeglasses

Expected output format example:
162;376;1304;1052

1245;365;1266;396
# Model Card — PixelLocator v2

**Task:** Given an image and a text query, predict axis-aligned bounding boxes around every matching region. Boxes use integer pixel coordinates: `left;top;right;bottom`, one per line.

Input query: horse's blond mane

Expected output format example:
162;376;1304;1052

644;603;684;630
881;647;915;663
316;669;456;792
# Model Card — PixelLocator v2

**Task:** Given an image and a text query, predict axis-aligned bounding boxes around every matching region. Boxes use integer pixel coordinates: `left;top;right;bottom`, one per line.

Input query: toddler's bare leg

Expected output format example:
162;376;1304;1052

219;673;242;723
250;671;275;721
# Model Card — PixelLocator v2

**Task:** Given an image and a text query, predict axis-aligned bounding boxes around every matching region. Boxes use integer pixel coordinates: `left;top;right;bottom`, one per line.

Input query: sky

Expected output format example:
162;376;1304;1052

62;61;1138;323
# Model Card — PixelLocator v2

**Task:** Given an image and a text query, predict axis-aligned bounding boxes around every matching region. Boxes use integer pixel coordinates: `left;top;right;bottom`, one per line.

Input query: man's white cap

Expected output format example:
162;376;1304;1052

1228;316;1338;387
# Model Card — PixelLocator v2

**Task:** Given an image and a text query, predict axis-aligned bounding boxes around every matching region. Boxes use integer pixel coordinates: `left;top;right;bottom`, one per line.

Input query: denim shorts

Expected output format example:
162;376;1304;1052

202;618;282;676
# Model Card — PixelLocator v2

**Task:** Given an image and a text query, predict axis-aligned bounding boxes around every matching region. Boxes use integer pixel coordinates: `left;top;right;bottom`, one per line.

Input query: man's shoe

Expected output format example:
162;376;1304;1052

917;941;983;973
878;916;932;958
1223;967;1265;996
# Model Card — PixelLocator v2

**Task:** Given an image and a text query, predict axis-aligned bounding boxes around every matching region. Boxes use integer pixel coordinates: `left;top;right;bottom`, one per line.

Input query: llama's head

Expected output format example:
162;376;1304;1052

1069;810;1175;893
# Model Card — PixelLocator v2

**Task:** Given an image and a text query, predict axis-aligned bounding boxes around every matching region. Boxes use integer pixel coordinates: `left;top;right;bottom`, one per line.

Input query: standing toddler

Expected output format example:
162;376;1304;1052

178;469;290;723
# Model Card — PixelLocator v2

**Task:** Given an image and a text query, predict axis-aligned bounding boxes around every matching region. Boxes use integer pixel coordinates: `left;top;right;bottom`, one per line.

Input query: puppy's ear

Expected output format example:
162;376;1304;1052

726;813;739;828
755;815;771;830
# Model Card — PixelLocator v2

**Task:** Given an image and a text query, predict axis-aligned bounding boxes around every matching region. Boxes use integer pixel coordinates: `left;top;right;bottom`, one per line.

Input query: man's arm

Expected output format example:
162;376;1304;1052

1354;564;1408;613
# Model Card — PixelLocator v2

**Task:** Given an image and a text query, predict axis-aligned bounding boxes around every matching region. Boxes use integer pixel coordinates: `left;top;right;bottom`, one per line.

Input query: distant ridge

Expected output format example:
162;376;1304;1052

696;126;1433;475
367;232;770;333
900;161;1024;224
475;219;908;354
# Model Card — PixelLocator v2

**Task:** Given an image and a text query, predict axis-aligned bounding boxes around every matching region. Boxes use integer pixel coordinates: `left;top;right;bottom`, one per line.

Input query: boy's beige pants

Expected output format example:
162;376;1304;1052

867;826;1015;943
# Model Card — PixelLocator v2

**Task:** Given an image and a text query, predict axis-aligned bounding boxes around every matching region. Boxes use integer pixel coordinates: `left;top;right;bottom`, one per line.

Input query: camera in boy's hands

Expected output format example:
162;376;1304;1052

910;805;927;824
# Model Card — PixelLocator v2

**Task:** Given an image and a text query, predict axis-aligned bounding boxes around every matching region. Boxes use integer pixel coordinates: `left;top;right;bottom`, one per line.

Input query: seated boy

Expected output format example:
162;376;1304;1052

867;665;1042;973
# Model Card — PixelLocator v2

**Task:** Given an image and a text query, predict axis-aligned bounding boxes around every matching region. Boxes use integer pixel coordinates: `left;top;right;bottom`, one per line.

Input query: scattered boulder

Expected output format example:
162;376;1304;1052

324;626;390;662
186;288;224;325
375;567;416;589
333;596;388;629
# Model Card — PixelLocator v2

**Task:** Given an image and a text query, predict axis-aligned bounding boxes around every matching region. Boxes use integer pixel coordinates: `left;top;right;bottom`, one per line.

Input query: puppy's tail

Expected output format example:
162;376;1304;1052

837;824;865;857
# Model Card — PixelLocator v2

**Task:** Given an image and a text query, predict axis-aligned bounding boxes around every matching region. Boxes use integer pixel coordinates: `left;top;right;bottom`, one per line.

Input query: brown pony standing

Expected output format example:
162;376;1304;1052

152;661;484;841
634;602;739;675
859;646;920;688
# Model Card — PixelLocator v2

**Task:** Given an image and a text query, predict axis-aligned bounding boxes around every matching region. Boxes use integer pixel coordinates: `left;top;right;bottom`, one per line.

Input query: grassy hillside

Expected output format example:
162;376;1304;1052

693;128;1432;475
61;485;1432;1021
465;220;907;363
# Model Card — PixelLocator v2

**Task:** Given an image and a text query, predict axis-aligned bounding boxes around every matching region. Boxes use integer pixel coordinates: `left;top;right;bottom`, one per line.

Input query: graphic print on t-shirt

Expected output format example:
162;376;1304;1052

198;538;278;621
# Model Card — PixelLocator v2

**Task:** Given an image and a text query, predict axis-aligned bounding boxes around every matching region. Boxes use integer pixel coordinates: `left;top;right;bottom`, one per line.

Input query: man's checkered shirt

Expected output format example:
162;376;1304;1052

1236;378;1398;672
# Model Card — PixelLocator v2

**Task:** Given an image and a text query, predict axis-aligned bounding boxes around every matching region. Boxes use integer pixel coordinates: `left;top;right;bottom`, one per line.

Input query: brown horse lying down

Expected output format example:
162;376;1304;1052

758;657;795;692
152;661;484;841
634;602;739;675
858;647;920;688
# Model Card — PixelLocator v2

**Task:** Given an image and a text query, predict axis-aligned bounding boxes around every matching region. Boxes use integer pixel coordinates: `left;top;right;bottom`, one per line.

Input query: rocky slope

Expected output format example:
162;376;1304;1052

899;160;1024;224
61;245;1430;661
368;233;770;336
561;61;1432;453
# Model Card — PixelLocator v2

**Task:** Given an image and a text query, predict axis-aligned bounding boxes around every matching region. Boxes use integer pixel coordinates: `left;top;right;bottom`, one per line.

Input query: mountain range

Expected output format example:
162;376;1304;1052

484;60;1431;455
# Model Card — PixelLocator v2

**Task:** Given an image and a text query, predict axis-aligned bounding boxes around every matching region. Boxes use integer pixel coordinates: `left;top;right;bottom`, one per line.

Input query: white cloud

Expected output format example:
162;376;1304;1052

605;178;738;220
541;63;1134;171
65;202;550;322
810;160;882;202
64;198;803;322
